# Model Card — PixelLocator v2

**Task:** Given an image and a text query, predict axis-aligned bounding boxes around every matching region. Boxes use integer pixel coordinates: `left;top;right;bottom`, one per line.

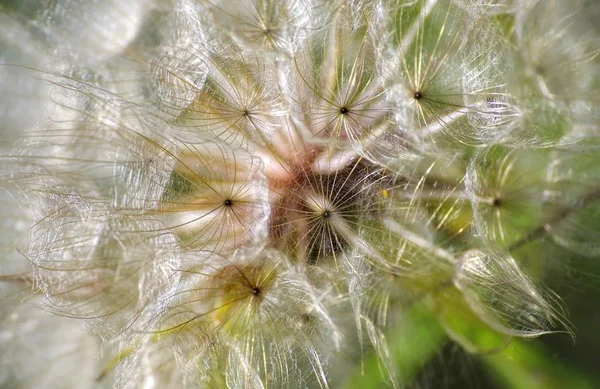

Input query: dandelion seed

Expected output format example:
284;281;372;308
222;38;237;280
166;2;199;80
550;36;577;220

453;249;565;337
466;145;550;247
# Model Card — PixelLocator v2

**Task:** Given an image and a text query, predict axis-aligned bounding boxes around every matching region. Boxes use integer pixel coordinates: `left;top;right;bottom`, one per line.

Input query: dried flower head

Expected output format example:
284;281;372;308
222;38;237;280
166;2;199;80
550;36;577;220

1;0;599;388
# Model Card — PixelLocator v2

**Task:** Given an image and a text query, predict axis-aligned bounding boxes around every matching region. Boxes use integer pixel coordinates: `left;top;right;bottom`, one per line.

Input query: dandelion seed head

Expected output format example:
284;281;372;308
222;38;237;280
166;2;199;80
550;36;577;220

2;0;598;387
